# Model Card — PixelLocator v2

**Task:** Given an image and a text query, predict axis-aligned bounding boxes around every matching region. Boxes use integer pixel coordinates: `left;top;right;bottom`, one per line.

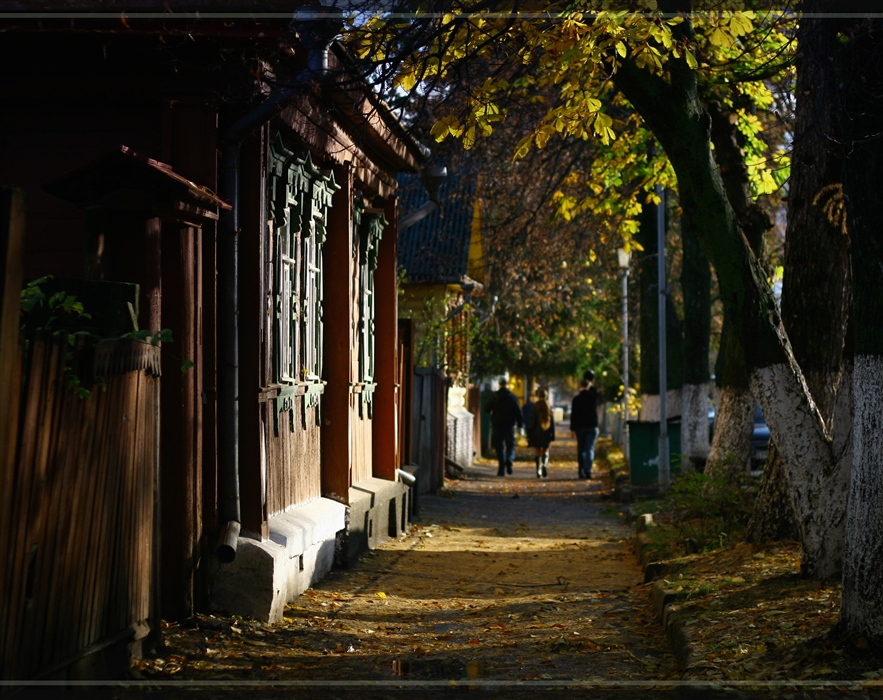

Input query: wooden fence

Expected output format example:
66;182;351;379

411;368;447;494
0;337;159;681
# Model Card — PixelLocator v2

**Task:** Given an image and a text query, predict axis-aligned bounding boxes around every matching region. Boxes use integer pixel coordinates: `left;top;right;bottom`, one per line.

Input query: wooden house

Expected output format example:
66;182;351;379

397;164;486;491
0;5;427;678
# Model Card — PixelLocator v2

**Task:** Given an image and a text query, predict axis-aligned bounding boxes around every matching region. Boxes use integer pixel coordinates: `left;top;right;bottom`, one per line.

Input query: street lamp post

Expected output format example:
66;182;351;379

617;247;631;463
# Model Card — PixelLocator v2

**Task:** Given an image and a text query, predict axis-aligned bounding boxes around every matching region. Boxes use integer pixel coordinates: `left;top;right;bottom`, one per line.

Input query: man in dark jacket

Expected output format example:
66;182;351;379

484;376;524;476
570;369;600;479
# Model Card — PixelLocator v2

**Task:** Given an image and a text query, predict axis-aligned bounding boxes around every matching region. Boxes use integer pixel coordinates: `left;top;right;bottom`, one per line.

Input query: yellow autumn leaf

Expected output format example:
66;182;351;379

513;133;534;161
394;69;417;92
463;125;476;150
709;27;735;49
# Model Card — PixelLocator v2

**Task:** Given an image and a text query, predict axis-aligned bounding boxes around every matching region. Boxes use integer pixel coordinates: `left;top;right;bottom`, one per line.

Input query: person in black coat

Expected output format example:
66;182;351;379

570;369;599;479
484;376;523;476
527;388;555;478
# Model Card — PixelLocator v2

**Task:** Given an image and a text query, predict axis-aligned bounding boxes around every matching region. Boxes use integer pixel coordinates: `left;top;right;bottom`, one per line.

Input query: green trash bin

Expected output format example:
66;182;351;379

627;419;682;487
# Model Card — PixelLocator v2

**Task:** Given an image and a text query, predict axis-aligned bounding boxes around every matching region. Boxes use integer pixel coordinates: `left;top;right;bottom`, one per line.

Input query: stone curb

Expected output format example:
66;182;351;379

630;512;697;672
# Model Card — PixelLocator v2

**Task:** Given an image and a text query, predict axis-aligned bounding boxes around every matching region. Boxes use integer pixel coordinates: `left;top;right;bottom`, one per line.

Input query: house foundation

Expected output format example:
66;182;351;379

210;478;411;622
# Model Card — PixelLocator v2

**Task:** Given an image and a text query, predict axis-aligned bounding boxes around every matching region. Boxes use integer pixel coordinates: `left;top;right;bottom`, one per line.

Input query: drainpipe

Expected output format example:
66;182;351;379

216;9;342;563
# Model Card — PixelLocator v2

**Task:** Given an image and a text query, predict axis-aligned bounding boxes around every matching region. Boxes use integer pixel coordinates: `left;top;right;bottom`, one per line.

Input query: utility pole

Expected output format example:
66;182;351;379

656;184;670;490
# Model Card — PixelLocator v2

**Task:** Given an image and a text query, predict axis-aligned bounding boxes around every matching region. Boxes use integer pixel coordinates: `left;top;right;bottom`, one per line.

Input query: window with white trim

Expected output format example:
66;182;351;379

353;198;387;417
268;135;338;422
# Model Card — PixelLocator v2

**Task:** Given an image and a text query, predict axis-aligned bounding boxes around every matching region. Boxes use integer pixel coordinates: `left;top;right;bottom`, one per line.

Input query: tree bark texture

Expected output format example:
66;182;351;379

835;9;883;638
746;442;800;543
679;215;711;464
705;384;753;483
636;199;684;418
614;2;841;579
702;95;770;485
783;0;851;423
747;0;852;546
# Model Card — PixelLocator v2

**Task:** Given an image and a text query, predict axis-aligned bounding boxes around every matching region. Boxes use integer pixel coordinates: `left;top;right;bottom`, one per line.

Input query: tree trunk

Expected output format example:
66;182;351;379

707;317;754;480
636;199;684;422
747;1;852;548
614;2;842;579
700;95;771;487
834;9;883;640
679;215;711;467
746;442;800;542
705;382;753;483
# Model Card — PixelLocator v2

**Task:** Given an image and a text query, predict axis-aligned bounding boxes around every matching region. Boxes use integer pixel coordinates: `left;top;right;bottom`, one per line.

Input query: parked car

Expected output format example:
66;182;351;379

749;404;770;472
706;403;770;472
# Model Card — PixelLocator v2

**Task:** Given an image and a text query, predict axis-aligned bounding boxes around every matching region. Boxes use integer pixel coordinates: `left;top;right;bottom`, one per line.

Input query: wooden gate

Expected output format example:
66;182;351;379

411;368;447;494
1;338;159;681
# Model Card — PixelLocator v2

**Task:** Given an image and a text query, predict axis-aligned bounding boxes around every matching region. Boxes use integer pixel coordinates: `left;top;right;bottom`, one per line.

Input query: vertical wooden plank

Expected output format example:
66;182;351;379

202;216;219;540
161;95;215;610
48;379;97;667
371;195;399;480
120;371;141;634
160;223;204;619
397;319;414;468
238;131;266;535
0;191;25;634
434;371;447;491
0;340;41;678
66;380;105;661
321;165;354;504
36;388;81;671
80;375;119;651
17;343;62;675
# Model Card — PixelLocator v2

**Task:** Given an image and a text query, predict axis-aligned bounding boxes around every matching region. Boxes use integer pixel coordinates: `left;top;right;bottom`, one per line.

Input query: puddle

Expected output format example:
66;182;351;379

390;659;483;679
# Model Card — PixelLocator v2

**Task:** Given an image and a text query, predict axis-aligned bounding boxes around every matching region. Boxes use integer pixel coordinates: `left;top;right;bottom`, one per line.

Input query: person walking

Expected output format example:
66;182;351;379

484;376;524;476
521;393;535;438
527;388;555;478
570;370;600;479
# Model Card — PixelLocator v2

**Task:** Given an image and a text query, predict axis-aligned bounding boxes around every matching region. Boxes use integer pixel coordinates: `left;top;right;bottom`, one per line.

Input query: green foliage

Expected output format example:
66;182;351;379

19;276;180;398
121;328;174;346
346;5;794;249
19;276;93;346
667;471;754;554
400;288;455;368
20;277;97;397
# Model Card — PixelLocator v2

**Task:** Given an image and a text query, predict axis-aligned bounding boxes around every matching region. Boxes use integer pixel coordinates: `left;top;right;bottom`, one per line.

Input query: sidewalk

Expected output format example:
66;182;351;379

106;433;689;699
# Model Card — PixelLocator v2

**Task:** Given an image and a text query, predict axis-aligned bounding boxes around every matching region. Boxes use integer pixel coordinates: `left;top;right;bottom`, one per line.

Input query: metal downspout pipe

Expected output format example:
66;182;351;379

215;11;340;563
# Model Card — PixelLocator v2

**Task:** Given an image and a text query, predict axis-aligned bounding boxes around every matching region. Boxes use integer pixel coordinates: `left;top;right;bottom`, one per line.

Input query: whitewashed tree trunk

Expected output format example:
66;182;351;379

638;389;682;421
835;9;883;638
840;355;883;636
749;363;850;580
613;9;854;582
704;385;753;482
680;382;710;466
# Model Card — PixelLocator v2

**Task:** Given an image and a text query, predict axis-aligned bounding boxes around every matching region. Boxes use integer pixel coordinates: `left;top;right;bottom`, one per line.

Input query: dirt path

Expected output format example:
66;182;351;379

116;433;681;699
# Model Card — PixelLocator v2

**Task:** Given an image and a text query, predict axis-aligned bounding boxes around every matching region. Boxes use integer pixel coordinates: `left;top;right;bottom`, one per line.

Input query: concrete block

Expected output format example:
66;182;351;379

643;561;668;583
211;498;347;623
634;531;652;557
635;513;654;532
651;580;682;621
211;536;288;622
339;477;409;568
664;607;694;671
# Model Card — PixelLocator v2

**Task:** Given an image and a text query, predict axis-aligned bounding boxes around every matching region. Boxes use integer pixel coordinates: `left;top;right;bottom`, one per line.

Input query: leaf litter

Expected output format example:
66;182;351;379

120;436;880;698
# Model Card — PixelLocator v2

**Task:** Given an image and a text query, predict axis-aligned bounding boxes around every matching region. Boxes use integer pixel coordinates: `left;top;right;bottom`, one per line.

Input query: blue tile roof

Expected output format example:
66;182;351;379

397;164;478;284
